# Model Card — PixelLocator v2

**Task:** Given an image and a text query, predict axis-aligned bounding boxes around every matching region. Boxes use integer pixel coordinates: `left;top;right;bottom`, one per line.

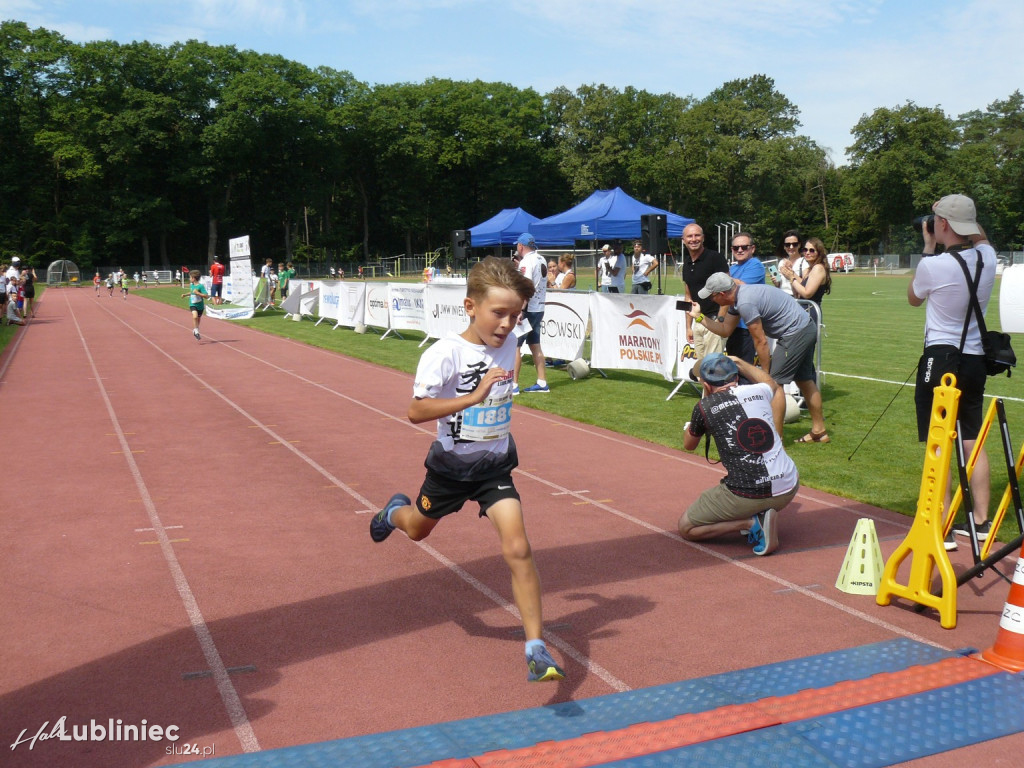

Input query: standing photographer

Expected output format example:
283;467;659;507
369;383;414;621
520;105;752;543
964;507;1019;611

908;194;996;549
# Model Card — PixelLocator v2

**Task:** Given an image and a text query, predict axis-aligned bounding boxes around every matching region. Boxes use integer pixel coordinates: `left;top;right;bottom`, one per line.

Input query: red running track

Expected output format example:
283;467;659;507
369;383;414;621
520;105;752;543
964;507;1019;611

2;287;1022;767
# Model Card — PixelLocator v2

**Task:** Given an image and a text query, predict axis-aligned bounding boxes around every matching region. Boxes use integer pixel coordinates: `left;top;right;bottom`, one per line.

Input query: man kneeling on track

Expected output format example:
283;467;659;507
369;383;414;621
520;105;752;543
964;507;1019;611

678;354;800;556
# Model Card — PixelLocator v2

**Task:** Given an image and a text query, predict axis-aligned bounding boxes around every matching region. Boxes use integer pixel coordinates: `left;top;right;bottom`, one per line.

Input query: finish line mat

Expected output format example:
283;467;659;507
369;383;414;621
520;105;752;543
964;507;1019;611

177;639;1024;768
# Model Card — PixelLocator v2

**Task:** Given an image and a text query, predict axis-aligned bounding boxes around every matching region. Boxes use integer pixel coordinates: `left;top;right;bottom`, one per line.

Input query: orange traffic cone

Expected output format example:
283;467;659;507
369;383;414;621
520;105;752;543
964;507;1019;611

981;547;1024;672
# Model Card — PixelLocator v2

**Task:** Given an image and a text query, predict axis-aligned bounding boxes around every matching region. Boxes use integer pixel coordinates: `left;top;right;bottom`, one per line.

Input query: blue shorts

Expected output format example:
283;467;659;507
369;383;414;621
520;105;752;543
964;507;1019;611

518;310;544;347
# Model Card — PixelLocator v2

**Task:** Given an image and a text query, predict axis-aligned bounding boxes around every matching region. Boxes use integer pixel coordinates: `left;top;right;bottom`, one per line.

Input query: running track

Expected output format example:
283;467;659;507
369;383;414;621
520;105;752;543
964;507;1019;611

3;288;1022;767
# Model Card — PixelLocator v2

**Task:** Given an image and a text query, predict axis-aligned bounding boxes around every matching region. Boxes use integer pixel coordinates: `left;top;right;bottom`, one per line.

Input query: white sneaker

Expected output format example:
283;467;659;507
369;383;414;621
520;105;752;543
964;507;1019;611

193;329;201;340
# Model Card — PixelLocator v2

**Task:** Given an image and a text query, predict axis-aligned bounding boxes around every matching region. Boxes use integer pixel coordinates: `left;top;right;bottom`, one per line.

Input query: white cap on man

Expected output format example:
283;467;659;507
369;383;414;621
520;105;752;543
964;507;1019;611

933;194;981;236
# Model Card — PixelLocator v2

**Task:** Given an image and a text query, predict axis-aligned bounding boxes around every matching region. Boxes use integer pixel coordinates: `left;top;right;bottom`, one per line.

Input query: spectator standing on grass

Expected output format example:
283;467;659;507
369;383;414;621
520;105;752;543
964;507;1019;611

681;223;730;359
909;194;996;551
20;262;37;317
597;244;616;292
723;232;766;365
694;271;828;443
555;253;576;289
182;269;208;341
210;256;225;305
369;256;566;683
789;237;831;314
773;230;807;295
512;233;549;394
546;258;560;289
630;240;658;294
679;354;799;555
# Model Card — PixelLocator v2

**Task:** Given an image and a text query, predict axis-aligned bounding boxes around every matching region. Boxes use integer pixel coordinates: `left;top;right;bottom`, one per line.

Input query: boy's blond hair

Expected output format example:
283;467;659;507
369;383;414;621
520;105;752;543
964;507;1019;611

466;256;534;303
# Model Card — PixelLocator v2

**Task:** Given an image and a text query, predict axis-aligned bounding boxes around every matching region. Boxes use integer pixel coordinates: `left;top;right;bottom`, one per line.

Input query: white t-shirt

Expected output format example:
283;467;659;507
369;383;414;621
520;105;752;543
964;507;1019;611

413;333;517;465
517;249;547;312
599;254;626;289
632;252;656;284
912;244;996;355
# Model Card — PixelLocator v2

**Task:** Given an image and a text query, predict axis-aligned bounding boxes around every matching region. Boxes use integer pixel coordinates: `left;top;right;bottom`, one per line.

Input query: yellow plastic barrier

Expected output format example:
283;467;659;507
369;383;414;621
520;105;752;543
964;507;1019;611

876;373;960;628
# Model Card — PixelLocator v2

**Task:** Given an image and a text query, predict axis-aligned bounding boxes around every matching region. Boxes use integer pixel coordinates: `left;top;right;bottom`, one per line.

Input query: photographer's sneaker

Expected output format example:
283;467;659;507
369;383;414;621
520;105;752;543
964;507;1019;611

953;520;991;540
370;493;410;543
526;645;565;682
522;383;550;393
944;530;958;551
747;509;779;556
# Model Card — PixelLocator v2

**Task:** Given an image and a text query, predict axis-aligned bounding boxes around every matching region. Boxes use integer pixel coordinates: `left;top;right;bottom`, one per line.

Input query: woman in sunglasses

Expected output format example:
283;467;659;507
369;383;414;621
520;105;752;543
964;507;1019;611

790;237;831;307
775;229;807;296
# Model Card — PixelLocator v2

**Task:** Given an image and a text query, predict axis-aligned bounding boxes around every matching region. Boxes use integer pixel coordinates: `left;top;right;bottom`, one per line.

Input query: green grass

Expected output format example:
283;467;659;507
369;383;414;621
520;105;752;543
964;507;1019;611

140;275;1024;540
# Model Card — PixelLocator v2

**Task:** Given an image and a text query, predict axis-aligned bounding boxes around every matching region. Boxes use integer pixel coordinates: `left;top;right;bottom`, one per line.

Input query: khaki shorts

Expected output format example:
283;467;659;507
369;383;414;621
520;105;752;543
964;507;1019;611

686;480;799;526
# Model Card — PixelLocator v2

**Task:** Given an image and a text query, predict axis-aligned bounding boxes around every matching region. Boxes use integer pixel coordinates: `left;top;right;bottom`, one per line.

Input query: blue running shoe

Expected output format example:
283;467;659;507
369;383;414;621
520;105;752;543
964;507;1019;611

371;493;410;543
526;645;565;682
521;383;550;393
749;509;779;556
512;384;521;396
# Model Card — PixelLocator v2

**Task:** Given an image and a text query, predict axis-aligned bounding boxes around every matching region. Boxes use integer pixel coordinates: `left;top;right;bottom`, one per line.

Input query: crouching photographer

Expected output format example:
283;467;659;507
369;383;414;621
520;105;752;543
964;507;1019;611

907;194;996;549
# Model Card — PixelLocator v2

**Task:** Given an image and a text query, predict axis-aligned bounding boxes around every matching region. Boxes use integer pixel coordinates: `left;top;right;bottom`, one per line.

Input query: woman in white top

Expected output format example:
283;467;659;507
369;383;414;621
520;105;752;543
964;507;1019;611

555;253;576;290
775;229;808;295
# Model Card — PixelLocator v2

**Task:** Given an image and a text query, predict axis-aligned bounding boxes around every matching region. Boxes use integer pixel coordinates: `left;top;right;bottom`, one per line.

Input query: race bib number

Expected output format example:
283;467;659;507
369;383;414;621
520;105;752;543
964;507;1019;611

459;392;513;441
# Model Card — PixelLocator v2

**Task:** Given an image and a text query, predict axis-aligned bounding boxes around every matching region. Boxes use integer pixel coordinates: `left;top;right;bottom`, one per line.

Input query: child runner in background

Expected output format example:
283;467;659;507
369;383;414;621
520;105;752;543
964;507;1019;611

120;270;130;300
94;271;101;295
369;256;566;683
182;269;208;340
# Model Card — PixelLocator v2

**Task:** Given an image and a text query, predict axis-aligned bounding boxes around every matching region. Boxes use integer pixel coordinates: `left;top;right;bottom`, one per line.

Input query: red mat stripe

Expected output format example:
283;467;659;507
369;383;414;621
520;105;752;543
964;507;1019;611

418;657;999;768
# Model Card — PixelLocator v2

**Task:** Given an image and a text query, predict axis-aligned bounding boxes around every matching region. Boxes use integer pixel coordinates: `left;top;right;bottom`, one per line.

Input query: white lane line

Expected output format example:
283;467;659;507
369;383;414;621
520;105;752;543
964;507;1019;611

65;293;261;753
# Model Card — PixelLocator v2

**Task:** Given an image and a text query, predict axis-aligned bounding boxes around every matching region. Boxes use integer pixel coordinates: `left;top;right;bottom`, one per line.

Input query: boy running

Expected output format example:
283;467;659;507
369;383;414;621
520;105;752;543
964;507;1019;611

182;270;208;340
370;256;565;683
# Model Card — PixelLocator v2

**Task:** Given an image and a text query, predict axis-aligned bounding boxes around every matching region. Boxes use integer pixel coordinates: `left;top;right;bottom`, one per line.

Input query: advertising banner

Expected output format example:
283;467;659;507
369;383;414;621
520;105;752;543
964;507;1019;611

589;293;677;380
387;283;426;333
206;235;255;319
363;282;391;329
539;291;590;361
333;282;367;329
424;282;470;340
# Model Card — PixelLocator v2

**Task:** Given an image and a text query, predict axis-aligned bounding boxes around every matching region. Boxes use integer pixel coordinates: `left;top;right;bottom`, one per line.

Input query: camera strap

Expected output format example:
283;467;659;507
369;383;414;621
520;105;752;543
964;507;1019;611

950;247;988;354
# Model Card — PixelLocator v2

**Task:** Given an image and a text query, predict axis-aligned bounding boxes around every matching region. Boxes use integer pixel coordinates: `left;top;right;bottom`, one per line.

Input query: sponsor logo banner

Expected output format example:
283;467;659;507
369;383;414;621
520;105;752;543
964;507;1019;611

590;293;677;380
425;282;469;340
388;283;426;332
540;292;589;361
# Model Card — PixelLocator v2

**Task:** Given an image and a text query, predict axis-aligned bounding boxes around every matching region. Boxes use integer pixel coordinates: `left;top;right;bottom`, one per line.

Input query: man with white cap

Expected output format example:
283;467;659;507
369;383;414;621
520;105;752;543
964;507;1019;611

679;353;799;556
513;232;549;393
692;271;828;443
910;193;996;550
596;243;624;293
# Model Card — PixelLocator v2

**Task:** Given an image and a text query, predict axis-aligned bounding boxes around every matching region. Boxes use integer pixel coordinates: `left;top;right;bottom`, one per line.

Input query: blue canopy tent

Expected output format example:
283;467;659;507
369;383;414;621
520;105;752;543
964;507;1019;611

467;207;541;247
529;187;693;245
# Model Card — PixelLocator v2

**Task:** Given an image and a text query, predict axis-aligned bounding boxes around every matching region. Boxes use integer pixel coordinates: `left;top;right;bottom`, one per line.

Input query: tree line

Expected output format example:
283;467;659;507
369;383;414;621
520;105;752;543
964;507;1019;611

1;19;1021;273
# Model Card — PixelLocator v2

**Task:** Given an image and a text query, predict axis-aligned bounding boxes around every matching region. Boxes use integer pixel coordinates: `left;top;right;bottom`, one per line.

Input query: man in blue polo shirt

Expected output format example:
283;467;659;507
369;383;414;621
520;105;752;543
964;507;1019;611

723;231;766;364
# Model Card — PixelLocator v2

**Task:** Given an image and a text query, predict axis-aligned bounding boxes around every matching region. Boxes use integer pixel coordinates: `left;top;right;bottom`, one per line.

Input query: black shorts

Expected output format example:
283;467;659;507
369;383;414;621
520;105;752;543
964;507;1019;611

415;467;520;520
416;440;520;519
190;304;205;317
915;346;986;441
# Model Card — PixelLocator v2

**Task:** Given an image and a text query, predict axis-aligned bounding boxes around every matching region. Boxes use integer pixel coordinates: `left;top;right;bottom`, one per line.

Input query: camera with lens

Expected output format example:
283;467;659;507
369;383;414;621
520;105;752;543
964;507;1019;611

912;214;935;234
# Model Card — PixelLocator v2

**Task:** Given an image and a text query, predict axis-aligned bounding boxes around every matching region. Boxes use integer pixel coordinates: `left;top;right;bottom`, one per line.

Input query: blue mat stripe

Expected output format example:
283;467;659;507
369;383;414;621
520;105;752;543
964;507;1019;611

174;639;963;768
602;673;1024;768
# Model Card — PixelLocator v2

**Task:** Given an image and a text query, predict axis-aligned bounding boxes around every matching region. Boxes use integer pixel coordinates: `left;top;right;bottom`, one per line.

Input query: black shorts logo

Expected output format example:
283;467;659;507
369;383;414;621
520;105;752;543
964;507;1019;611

420;494;432;512
736;418;774;454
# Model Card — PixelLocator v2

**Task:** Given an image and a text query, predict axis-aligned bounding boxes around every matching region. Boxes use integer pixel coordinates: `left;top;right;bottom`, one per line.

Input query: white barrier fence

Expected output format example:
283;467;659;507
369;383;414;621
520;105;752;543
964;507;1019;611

284;280;702;383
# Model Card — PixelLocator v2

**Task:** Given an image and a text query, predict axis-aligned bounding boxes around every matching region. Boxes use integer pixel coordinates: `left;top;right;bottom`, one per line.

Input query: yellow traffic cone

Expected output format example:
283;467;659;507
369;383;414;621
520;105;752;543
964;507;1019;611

836;518;884;595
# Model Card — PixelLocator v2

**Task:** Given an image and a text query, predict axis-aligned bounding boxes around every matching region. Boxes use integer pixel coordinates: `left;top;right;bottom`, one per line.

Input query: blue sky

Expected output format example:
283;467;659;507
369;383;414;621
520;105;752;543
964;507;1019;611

4;0;1023;164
